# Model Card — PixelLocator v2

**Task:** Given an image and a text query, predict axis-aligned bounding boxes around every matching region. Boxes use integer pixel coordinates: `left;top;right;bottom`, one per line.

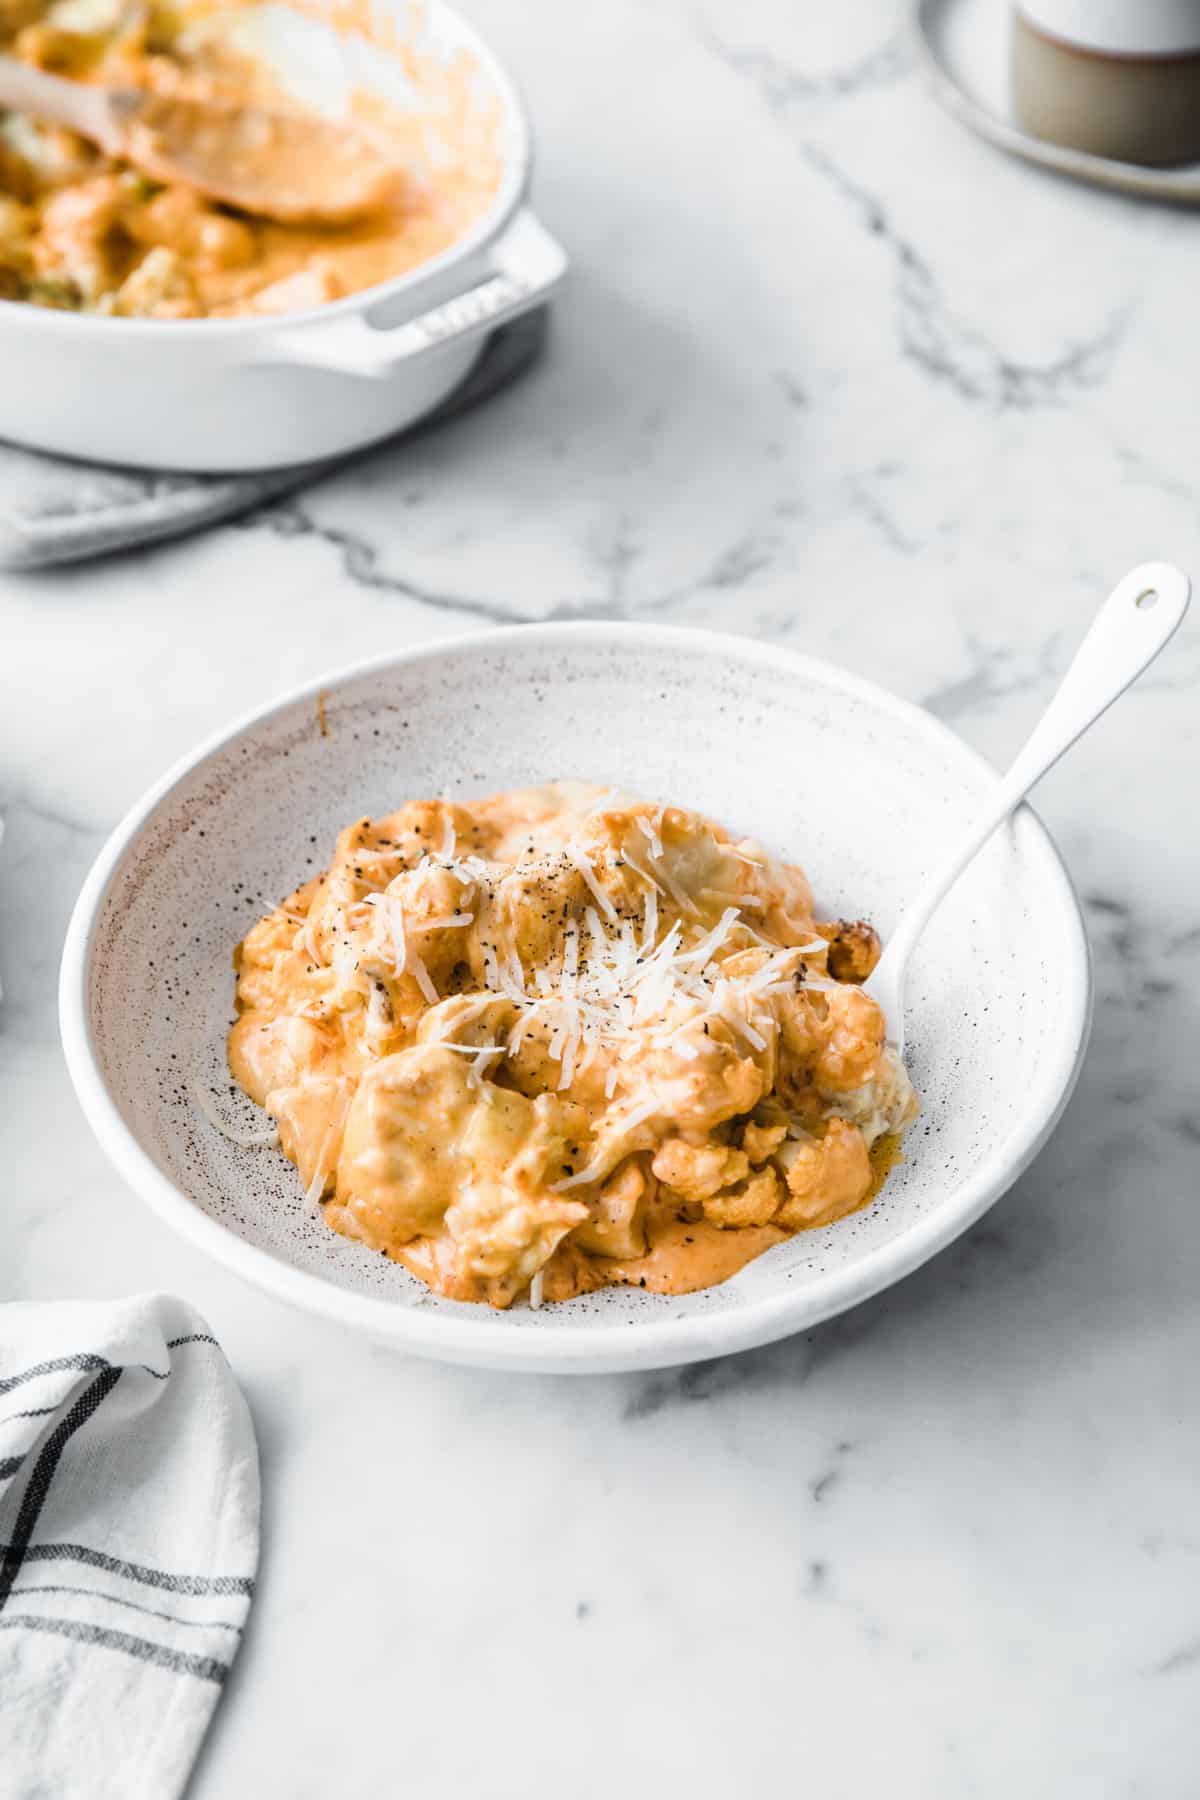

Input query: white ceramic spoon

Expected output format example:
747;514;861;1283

866;561;1191;1054
0;54;399;224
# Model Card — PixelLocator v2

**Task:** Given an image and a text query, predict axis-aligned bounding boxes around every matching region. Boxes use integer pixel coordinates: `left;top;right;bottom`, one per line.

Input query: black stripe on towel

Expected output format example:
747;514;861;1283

0;1335;222;1399
14;1583;243;1635
0;1614;228;1683
0;1542;255;1598
0;1455;27;1480
0;1405;61;1427
0;1367;121;1612
0;1354;114;1397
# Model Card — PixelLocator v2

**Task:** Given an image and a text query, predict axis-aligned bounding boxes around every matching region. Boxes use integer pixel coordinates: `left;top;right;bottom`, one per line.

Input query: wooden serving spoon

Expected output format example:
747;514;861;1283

0;53;399;224
865;562;1191;1055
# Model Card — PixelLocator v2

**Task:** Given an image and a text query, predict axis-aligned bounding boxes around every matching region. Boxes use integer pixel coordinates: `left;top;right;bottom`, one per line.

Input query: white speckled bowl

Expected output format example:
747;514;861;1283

59;626;1091;1373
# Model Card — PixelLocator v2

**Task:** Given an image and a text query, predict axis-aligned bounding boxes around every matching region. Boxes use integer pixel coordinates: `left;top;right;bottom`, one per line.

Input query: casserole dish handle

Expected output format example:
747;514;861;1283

258;209;566;378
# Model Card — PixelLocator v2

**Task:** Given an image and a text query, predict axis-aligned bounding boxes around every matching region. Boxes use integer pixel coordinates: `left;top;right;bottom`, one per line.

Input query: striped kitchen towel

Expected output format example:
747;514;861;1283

0;1294;259;1800
0;307;546;571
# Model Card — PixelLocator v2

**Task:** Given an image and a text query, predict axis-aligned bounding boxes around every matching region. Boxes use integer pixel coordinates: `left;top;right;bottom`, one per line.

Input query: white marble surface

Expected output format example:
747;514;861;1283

3;0;1200;1792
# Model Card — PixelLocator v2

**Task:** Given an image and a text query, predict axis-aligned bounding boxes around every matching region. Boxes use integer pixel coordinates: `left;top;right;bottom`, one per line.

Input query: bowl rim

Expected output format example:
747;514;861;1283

59;622;1093;1373
0;0;531;342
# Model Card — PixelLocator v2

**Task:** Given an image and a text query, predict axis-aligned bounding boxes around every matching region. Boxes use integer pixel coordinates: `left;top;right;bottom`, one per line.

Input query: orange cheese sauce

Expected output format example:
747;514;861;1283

0;0;501;317
227;783;920;1309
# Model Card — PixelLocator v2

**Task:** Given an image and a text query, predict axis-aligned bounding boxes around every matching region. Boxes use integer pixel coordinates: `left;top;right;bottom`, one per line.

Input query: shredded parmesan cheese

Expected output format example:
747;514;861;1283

190;1077;280;1150
622;852;664;895
678;906;742;969
302;1085;353;1209
552;1155;608;1192
365;891;408;976
467;1047;502;1089
708;979;770;1052
637;812;664;859
407;945;438;1004
655;859;701;919
566;843;618;923
298;919;321;965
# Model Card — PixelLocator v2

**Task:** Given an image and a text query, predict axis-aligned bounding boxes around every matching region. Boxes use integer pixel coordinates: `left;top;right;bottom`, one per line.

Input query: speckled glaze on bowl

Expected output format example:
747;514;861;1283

59;626;1092;1374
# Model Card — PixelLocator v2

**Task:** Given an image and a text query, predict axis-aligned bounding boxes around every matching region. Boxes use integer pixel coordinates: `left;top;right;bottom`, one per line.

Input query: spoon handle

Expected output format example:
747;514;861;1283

877;561;1190;986
0;55;113;147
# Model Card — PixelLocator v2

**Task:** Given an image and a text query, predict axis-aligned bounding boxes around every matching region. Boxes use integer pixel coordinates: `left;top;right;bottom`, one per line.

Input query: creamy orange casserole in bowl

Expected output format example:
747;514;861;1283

227;782;919;1309
60;625;1091;1372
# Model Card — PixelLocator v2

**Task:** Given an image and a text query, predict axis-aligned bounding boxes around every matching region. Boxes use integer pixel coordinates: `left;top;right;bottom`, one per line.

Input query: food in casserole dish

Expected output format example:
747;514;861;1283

225;783;919;1308
0;0;501;317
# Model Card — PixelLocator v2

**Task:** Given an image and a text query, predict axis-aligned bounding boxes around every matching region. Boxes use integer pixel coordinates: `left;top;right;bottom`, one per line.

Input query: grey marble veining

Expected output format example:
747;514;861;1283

2;1;1199;1794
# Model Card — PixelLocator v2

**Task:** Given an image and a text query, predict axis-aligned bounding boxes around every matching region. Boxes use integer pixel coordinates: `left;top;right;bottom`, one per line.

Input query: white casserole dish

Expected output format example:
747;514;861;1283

0;0;566;471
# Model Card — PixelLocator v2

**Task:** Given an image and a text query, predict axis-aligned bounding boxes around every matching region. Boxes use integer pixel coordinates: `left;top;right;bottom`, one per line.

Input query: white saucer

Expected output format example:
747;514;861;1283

916;0;1200;202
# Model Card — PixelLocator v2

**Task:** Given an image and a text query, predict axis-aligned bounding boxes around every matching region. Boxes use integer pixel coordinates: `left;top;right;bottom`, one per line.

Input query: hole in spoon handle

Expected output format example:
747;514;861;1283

1002;561;1190;798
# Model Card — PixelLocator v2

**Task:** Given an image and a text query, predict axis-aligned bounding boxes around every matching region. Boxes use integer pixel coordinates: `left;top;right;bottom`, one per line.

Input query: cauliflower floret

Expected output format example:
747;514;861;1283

824;1045;919;1147
774;1119;872;1229
128;185;255;270
114;245;199;317
34;174;123;283
481;854;590;975
741;1119;788;1164
816;984;885;1091
652;1136;749;1202
379;858;479;990
702;1165;782;1229
817;918;882;983
382;799;484;866
628;1007;766;1138
417;993;516;1051
566;1156;651;1260
645;807;758;917
778;981;885;1095
0;196;34;287
228;1014;332;1109
334;1045;476;1244
232;885;321;1017
334;1047;584;1304
444;1183;585;1304
268;1073;352;1199
443;1087;586;1300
